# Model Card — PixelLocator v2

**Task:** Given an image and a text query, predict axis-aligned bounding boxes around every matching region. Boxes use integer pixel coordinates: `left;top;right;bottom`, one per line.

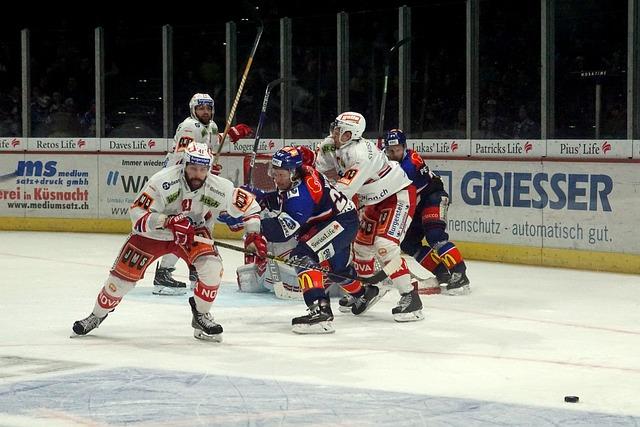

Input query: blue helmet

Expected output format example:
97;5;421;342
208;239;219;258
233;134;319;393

384;128;407;148
271;146;303;170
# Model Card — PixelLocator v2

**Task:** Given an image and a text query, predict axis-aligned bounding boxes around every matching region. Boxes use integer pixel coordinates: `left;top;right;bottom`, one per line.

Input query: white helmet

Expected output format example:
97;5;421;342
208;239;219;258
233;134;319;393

183;141;213;168
331;111;366;142
189;93;214;122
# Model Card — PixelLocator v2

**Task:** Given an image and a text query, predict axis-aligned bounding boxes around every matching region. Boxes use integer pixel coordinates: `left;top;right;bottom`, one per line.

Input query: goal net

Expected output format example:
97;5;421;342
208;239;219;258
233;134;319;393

243;154;275;191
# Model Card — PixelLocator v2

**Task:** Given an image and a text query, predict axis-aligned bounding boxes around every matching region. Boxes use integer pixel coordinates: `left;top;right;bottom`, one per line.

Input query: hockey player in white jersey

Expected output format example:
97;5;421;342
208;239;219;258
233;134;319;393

315;112;424;322
72;141;261;342
154;93;253;295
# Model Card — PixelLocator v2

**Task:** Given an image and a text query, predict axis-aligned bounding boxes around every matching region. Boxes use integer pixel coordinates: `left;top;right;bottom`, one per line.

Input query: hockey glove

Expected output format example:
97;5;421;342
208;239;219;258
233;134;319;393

217;211;244;232
429;174;444;192
165;214;195;247
241;185;282;211
210;163;222;176
228;123;254;142
240;184;266;200
245;232;268;258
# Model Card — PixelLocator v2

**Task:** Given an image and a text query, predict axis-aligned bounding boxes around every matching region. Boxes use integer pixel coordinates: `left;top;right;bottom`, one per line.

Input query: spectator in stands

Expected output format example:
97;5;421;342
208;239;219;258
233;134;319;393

512;105;539;139
478;98;508;138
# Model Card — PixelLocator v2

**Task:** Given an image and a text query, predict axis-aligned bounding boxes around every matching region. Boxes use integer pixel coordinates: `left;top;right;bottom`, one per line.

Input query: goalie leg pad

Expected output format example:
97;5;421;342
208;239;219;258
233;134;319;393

236;264;269;293
273;263;303;300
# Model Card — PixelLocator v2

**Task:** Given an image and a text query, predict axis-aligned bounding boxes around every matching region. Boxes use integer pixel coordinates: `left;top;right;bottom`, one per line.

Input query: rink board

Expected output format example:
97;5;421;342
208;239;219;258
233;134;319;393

0;138;639;273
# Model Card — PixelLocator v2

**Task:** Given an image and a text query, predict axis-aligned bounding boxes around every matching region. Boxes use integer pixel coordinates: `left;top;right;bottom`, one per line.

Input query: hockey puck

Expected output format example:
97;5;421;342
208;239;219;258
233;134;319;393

564;396;579;403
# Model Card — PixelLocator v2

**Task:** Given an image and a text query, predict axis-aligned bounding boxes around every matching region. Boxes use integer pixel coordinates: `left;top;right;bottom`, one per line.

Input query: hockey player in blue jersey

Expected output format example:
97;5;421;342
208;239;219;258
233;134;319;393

383;129;470;295
241;146;360;334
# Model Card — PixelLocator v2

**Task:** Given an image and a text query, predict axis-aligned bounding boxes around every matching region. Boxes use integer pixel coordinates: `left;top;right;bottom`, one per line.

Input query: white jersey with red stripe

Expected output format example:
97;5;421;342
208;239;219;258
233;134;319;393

129;164;260;241
165;117;219;167
315;136;411;206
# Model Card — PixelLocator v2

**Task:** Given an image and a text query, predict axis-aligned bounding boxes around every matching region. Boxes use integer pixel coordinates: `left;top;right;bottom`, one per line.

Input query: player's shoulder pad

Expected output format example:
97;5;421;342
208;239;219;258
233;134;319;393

407;149;425;167
176;117;200;132
344;138;372;163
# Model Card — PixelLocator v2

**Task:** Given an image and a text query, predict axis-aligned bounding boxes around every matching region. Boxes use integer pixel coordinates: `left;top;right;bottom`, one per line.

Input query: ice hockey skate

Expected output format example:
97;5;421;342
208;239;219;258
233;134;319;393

351;284;390;315
392;289;425;322
445;271;471;296
71;313;108;337
153;264;187;296
338;293;356;313
188;297;223;342
292;300;335;334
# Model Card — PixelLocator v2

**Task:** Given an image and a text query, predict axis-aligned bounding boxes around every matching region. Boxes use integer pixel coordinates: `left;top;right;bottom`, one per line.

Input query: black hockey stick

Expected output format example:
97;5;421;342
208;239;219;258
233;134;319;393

244;78;285;288
194;235;381;284
246;78;284;184
377;37;412;140
214;21;264;164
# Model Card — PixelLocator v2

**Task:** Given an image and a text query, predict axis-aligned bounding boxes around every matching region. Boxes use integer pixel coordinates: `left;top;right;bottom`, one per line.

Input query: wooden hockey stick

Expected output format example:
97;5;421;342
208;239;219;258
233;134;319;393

194;235;380;284
377;37;412;141
214;22;264;164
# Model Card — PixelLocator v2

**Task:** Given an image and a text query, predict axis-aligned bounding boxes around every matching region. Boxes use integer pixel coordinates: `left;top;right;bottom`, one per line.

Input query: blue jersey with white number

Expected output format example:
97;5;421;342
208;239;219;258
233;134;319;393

261;167;355;243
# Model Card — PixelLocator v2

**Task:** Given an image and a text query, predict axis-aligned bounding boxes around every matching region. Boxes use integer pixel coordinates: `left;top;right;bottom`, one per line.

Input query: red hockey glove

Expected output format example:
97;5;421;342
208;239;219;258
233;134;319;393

210;163;222;176
245;232;268;258
228;123;254;142
165;214;194;247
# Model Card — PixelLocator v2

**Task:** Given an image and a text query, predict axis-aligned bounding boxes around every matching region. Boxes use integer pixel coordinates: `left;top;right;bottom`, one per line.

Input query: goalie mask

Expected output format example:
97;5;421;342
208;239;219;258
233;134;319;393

330;111;366;146
189;93;214;124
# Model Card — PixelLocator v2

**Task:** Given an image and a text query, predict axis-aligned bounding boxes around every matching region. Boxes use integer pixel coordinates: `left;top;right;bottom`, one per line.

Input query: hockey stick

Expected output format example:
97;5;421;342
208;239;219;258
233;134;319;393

244;78;285;292
194;235;380;284
214;21;264;164
377;37;412;141
246;78;284;184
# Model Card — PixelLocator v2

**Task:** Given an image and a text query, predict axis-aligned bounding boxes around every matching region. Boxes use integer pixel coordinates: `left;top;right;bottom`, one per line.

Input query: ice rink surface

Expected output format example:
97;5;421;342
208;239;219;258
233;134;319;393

0;230;639;426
